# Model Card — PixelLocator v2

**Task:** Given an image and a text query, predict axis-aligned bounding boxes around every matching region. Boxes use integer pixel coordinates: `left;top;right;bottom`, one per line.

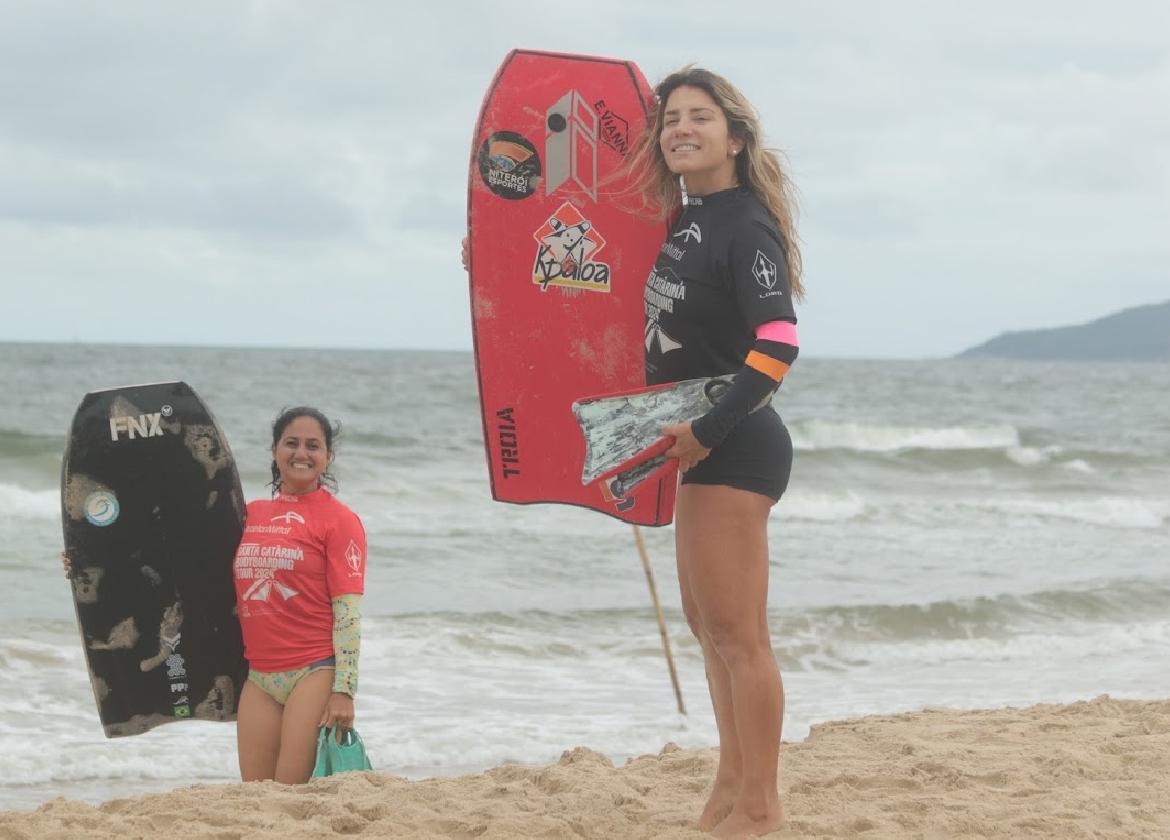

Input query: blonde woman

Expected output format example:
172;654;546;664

630;67;803;838
462;66;802;837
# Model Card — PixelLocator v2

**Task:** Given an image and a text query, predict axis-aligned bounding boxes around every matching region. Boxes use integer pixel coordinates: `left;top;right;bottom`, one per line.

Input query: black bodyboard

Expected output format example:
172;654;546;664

61;381;247;737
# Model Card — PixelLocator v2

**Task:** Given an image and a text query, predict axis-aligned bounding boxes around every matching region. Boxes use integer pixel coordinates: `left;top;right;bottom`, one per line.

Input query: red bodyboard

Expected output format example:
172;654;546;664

468;49;676;526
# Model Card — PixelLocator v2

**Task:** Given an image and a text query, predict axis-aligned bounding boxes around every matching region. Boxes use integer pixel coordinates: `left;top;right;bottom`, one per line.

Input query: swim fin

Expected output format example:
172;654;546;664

571;376;734;493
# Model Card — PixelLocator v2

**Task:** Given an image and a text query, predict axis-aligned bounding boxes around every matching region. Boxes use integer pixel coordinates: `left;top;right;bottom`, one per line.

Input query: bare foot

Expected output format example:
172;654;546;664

697;780;740;832
711;803;785;838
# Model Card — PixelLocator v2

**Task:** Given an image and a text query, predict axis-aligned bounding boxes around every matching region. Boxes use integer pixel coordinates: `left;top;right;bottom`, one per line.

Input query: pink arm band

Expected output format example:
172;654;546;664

755;320;799;346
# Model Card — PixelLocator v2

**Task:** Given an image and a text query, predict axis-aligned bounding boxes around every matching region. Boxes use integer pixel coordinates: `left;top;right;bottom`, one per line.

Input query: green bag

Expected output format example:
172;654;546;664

311;726;373;778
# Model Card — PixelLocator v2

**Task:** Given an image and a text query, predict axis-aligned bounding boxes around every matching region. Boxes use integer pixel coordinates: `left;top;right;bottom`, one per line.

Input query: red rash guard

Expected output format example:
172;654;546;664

232;488;366;672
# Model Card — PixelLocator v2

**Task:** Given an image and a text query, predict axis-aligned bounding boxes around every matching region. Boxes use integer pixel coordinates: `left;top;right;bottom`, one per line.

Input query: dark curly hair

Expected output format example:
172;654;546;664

268;406;340;495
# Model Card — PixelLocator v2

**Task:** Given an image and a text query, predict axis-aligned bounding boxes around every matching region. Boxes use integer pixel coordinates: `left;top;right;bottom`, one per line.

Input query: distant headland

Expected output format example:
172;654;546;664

957;299;1170;361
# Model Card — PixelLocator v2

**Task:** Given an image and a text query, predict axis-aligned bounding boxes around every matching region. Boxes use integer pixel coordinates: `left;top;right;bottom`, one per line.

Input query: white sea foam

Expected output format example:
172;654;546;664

1005;445;1061;466
838;618;1170;671
0;483;58;521
775;491;868;522
0;727;239;786
983;496;1169;529
1005;445;1097;473
0;638;71;668
790;421;1020;453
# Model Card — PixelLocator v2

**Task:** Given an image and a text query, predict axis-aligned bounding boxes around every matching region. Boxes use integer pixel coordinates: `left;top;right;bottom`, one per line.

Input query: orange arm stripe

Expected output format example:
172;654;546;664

746;351;790;382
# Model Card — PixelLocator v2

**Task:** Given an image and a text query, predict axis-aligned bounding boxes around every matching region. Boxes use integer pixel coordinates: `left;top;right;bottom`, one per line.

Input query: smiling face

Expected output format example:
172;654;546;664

272;415;331;495
659;84;741;195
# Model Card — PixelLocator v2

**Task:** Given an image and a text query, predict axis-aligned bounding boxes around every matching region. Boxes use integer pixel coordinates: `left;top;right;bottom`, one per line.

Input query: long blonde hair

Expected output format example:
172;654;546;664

623;67;804;300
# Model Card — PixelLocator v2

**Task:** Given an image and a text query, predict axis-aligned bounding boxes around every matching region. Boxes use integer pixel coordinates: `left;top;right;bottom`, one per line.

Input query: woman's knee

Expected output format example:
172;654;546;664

704;615;772;669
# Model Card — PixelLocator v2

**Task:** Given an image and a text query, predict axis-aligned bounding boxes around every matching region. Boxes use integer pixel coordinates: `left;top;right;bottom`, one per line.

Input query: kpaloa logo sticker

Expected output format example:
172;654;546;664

531;202;611;294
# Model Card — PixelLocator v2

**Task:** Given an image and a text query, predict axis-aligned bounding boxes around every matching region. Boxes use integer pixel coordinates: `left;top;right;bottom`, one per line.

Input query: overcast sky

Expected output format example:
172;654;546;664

2;1;1167;357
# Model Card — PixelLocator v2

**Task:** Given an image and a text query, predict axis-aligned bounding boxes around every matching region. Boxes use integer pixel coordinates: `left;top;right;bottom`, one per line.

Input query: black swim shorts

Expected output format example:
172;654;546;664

681;406;793;501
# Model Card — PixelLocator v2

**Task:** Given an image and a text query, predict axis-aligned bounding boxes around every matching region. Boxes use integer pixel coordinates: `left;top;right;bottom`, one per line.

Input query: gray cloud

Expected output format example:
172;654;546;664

1;0;1167;355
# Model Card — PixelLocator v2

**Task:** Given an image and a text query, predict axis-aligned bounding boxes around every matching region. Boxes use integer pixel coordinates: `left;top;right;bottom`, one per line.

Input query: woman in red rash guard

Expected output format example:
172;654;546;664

233;406;367;784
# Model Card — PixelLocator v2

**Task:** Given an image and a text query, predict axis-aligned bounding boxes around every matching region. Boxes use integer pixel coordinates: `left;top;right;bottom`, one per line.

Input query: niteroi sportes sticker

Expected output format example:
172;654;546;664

531;202;612;294
478;131;542;200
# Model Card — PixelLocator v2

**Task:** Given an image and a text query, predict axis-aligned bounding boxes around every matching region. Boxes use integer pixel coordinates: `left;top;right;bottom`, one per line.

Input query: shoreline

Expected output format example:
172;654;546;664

2;695;1168;839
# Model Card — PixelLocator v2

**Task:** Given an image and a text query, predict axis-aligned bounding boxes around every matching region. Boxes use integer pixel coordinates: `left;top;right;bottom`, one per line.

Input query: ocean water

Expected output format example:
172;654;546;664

1;343;1169;811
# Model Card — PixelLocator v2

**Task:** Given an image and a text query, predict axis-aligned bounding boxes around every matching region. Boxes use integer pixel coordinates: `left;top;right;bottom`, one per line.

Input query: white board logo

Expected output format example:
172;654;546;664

85;490;120;527
752;250;780;291
545;90;598;201
110;413;163;441
166;653;187;679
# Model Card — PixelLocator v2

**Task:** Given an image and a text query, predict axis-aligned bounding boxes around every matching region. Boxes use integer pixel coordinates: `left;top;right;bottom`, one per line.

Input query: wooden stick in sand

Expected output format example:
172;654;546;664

632;524;686;715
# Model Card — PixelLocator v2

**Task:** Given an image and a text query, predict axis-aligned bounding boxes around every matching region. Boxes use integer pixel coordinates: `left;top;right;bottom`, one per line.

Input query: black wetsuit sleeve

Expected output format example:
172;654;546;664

728;220;797;328
690;220;799;449
691;339;799;448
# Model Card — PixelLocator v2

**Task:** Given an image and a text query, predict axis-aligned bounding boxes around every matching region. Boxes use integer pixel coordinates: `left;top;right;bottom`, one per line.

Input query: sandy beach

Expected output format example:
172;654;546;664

2;695;1167;839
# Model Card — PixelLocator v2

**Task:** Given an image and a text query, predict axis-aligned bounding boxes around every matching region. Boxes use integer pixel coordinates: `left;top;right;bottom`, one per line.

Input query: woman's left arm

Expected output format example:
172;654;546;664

664;324;798;468
687;327;799;451
319;509;367;737
318;593;361;737
672;219;800;456
665;327;798;469
330;593;362;697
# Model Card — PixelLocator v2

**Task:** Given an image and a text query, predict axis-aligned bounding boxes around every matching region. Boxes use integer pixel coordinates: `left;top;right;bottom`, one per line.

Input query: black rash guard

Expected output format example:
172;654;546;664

643;186;798;448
